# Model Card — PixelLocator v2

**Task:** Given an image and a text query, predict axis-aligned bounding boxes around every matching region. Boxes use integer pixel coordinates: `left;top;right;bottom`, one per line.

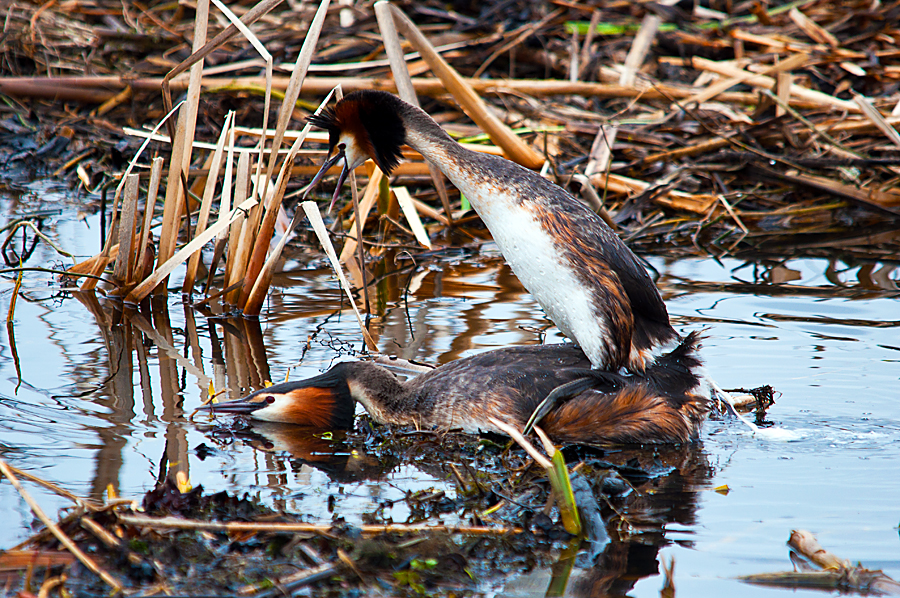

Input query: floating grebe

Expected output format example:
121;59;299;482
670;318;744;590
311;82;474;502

197;333;708;445
307;90;677;373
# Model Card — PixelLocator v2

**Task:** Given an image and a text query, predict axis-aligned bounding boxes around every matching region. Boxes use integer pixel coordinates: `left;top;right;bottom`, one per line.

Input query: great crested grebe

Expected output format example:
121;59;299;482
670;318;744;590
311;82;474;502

197;333;708;445
307;90;677;373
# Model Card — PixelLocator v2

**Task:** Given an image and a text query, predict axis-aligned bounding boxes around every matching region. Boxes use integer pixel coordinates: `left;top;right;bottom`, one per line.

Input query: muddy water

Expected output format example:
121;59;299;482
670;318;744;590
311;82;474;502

1;181;898;596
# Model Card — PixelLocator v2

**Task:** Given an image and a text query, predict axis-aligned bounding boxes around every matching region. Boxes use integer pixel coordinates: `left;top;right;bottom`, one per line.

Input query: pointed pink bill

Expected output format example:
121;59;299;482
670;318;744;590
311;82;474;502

278;146;349;241
301;145;346;204
326;153;350;214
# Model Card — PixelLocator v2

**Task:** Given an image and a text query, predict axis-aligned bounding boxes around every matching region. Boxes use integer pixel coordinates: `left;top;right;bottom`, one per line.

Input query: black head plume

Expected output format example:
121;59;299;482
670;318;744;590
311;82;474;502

307;90;406;174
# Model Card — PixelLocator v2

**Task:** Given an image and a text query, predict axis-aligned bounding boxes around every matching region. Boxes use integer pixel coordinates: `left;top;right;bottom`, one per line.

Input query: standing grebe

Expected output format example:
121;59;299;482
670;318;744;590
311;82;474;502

307;90;676;373
197;333;708;445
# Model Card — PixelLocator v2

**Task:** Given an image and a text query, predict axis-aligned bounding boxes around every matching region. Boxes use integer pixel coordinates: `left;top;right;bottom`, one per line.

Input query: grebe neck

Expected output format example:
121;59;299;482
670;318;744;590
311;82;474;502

341;361;415;424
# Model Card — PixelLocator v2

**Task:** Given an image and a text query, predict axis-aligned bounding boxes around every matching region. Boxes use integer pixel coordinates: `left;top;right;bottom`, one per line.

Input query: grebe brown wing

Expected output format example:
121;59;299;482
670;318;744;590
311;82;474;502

404;344;614;430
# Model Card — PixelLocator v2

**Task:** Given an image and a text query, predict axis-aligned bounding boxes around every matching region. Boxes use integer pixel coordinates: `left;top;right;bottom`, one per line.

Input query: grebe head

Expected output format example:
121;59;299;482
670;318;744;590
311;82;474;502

196;363;356;429
308;90;406;177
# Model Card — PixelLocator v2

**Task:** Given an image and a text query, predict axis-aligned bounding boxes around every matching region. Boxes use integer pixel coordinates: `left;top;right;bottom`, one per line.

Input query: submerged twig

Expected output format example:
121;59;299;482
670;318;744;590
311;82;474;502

0;458;123;592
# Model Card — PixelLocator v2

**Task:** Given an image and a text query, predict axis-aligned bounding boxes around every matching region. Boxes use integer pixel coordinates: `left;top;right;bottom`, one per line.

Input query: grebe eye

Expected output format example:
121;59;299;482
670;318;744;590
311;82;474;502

265;395;276;404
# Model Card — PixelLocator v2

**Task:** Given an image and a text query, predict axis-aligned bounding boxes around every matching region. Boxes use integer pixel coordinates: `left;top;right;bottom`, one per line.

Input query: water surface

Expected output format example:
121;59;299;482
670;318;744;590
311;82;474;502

1;181;898;595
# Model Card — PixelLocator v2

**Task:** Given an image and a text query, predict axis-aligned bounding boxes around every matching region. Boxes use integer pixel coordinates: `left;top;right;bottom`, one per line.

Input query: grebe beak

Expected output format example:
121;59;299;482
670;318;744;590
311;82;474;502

300;144;350;214
195;390;277;417
326;152;350;214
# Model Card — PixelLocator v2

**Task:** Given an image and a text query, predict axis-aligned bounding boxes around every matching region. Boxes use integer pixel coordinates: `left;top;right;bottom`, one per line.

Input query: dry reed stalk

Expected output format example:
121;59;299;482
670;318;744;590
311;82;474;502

238;91;335;311
773;170;900;213
203;120;239;296
113;174;139;283
155;0;210;296
728;29;865;59
640;136;732;164
211;0;274;197
853;92;900;149
126;198;259;304
620;13;660;87
338;167;384;264
682;52;808;107
6;75;822;109
1;464;101;510
67;245;119;276
577;10;602;80
78;100;184;291
263;0;331;184
788;8;839;48
776;70;792;118
691;56;859;112
587;172;717;214
300;201;377;350
384;2;545;170
375;1;453;224
411;197;451;227
224;151;253;305
183;111;235;294
393;187;432;249
241;156;297;316
158;0;284;101
135;157;164;282
583;125;617;178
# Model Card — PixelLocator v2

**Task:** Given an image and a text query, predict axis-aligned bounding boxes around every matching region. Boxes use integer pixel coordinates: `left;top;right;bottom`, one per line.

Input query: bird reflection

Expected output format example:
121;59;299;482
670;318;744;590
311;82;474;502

202;421;392;483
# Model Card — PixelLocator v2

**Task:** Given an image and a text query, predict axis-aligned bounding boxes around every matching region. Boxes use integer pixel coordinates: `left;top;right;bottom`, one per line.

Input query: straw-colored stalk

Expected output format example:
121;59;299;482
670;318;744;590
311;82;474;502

155;0;210;294
202;120;239;296
126;198;258;304
237;0;331;307
182;111;235;294
299;201;377;351
224;151;254;305
263;0;331;184
338;167;384;264
113;174;140;283
238;90;335;310
383;2;544;169
241;156;298;316
134;157;164;283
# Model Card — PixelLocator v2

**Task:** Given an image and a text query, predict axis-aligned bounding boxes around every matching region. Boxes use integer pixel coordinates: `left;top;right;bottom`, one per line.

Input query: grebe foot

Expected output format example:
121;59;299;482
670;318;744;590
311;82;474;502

522;369;627;435
704;374;760;434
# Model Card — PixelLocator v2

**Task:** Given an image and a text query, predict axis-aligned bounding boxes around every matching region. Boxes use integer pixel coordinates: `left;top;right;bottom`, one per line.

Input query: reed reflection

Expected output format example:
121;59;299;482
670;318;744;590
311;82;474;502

72;292;276;498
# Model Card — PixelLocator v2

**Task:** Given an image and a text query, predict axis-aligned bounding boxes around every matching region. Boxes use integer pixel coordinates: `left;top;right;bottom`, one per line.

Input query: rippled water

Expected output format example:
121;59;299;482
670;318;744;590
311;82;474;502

1;180;898;595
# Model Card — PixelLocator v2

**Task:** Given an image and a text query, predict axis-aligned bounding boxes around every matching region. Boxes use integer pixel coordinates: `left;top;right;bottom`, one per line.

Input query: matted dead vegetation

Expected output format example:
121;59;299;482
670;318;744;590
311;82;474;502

1;0;900;594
